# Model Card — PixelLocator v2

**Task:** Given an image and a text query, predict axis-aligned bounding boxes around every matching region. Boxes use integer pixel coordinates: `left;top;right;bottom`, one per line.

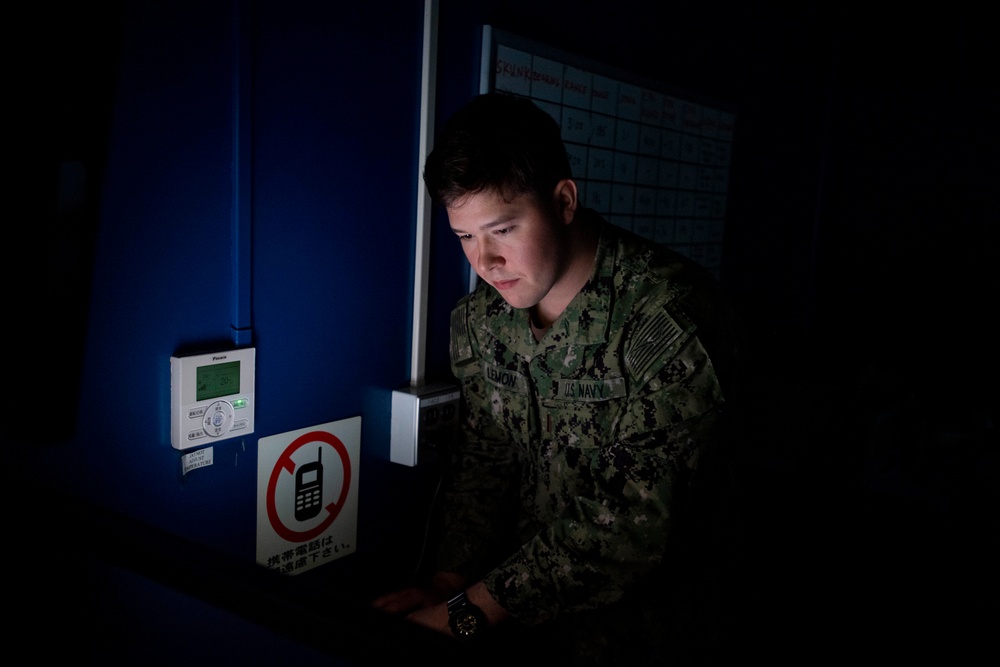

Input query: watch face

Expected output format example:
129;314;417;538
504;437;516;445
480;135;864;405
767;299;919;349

455;611;479;637
451;609;481;639
447;592;486;641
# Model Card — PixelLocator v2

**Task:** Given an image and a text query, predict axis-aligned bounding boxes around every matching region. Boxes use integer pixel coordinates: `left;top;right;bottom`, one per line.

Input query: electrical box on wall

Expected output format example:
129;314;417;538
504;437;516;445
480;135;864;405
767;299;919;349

390;383;461;466
170;347;255;450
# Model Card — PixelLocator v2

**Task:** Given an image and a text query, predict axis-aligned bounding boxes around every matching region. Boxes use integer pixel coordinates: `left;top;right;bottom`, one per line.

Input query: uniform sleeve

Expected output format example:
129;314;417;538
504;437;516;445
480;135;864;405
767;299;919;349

434;295;522;578
481;302;727;625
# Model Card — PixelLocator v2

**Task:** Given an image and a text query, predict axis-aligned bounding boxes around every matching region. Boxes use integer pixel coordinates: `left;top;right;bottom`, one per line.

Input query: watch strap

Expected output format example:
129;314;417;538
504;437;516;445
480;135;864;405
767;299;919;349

447;590;471;613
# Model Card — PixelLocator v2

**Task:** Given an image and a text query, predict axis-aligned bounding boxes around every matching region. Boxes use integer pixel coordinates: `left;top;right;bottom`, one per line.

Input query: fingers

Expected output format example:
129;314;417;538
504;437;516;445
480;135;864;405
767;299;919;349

371;586;434;615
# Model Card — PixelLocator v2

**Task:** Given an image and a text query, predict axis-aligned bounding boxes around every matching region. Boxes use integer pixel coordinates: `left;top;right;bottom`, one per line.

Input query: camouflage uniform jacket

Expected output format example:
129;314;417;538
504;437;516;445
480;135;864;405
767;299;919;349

438;213;731;626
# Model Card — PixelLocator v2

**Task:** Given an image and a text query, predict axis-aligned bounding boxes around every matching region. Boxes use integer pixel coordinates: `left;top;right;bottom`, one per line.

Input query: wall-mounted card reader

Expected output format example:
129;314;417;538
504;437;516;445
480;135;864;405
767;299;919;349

170;347;255;450
390;383;460;466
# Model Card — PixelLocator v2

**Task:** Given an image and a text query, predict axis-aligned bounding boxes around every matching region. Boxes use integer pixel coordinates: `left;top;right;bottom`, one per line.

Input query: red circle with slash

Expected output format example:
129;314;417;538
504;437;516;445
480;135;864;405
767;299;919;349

266;430;352;542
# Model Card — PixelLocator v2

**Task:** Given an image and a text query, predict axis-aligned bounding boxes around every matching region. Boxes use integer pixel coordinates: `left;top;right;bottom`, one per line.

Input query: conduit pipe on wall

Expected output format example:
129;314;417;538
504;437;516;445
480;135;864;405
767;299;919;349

230;0;253;347
410;0;439;386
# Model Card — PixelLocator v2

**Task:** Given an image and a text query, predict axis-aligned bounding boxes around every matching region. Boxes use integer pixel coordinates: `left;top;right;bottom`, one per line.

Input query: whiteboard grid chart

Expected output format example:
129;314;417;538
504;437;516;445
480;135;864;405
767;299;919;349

482;27;735;279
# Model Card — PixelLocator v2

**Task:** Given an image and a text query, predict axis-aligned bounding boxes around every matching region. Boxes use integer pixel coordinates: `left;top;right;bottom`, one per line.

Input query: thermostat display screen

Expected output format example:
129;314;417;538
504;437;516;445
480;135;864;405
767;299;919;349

196;361;240;401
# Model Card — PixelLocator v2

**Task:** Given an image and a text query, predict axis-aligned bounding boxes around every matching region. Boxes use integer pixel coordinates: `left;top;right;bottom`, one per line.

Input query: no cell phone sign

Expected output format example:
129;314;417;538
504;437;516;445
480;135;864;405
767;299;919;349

256;417;361;575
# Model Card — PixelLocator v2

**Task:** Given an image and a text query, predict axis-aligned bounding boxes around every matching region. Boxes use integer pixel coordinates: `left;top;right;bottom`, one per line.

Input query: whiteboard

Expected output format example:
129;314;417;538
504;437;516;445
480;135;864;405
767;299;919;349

480;26;735;279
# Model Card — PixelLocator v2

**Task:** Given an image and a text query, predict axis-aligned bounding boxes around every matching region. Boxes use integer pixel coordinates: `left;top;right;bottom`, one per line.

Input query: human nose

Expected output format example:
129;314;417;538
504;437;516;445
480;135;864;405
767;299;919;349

476;238;504;274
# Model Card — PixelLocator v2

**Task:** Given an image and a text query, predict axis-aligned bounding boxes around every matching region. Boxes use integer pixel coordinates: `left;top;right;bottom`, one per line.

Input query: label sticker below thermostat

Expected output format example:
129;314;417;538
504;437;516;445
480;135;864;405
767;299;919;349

181;446;214;475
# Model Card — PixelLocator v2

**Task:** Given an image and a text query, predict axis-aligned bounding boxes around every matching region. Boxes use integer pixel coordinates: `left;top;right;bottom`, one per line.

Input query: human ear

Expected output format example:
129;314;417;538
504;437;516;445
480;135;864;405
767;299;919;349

553;179;578;224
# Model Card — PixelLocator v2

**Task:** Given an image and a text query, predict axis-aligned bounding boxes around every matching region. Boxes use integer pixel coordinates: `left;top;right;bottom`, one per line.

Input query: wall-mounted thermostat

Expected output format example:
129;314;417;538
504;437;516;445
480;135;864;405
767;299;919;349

170;347;255;450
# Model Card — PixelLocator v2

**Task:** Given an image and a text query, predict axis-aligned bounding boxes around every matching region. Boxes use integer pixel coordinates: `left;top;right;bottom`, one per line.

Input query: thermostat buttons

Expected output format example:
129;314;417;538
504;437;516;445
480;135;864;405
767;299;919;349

203;400;235;437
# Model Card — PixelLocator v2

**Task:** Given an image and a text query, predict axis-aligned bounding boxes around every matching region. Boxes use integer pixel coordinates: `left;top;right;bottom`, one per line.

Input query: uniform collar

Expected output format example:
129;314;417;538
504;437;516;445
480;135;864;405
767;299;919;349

485;213;616;357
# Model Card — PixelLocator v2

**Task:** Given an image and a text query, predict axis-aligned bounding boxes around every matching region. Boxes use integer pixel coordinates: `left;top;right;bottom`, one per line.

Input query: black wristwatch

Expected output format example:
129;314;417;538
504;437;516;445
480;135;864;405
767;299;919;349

446;591;486;640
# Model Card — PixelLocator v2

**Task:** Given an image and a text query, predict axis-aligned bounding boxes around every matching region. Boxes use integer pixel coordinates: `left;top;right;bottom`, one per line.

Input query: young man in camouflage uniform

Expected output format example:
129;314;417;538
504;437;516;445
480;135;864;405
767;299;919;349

375;93;741;662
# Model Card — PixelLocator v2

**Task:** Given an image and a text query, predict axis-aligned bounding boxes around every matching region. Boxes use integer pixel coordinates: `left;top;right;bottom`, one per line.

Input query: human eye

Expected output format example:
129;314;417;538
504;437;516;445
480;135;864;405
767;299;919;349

494;226;513;236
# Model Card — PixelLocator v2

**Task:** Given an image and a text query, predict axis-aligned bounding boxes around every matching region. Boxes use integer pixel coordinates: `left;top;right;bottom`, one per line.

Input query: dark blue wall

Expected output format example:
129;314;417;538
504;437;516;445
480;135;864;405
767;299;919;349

12;1;458;660
15;0;431;562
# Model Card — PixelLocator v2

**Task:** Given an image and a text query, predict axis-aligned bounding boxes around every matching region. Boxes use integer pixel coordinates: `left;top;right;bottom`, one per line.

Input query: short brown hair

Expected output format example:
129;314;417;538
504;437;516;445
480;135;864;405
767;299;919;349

423;93;572;207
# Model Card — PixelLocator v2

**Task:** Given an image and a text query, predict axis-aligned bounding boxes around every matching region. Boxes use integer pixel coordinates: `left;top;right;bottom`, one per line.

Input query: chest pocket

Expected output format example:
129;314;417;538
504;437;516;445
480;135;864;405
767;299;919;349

480;360;534;438
539;374;627;451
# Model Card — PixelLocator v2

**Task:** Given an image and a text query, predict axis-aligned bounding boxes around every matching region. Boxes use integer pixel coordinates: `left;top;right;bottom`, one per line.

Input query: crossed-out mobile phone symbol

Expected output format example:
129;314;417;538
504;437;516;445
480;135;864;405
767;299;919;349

266;431;352;542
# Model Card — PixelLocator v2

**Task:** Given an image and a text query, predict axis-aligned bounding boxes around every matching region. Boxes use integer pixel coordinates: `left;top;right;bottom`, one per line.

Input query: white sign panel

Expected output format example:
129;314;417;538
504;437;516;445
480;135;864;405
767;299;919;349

256;416;361;575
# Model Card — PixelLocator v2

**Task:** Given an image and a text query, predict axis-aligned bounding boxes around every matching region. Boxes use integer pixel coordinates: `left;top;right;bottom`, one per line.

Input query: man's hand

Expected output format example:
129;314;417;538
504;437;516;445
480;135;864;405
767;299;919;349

371;571;466;616
372;574;510;639
371;585;441;616
404;599;452;636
